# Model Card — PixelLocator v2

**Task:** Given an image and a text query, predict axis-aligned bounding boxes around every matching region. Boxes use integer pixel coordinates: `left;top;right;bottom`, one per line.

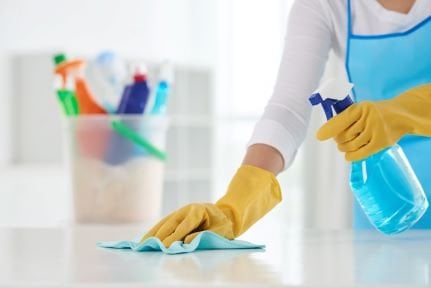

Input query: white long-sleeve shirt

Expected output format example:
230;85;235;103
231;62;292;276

248;0;431;169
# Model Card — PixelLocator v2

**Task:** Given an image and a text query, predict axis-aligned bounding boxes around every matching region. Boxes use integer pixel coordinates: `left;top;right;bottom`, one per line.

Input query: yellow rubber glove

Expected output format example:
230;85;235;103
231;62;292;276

316;84;431;161
141;165;282;247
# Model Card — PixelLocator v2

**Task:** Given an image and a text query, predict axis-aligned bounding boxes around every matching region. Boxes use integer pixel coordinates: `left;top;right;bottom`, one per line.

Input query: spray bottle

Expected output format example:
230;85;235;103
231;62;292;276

150;62;174;115
54;75;79;116
53;53;106;114
309;79;428;234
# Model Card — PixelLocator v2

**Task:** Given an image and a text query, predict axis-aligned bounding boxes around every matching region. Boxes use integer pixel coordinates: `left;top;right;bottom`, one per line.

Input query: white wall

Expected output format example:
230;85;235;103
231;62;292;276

230;0;291;116
0;0;217;66
0;55;12;168
212;0;291;194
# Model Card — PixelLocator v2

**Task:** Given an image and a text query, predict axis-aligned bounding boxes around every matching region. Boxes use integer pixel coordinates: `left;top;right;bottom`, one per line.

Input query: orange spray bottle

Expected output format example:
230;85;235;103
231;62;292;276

53;53;108;160
53;53;106;114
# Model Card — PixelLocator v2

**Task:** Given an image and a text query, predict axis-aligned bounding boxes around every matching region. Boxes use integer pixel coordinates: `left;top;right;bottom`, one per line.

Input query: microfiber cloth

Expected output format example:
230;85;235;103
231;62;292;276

97;231;265;255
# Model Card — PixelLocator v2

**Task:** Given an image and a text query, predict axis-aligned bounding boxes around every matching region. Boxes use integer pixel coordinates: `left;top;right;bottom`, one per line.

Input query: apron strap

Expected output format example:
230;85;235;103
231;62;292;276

347;0;353;37
345;0;355;94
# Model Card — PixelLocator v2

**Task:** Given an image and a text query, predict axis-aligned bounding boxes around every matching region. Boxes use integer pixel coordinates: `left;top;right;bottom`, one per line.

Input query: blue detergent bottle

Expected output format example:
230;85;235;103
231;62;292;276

309;79;428;234
117;69;150;114
106;67;151;165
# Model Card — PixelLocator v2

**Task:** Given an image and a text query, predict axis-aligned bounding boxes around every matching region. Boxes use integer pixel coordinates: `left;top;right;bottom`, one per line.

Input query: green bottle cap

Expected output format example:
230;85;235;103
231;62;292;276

53;53;67;66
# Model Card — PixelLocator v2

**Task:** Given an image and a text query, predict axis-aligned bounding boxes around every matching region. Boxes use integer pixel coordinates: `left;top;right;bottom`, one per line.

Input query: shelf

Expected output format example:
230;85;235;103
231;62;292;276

165;115;260;127
164;169;212;181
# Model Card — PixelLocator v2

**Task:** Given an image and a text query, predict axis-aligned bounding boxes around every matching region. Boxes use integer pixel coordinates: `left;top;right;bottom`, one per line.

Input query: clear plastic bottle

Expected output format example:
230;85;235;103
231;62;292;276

309;79;428;234
85;51;127;112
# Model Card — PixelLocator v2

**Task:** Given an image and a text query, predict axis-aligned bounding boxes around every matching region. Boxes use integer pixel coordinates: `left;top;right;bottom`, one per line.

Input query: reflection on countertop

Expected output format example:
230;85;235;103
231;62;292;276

1;224;431;287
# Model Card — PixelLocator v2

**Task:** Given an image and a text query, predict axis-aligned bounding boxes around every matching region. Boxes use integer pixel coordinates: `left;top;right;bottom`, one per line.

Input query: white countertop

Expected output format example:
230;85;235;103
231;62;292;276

2;224;431;287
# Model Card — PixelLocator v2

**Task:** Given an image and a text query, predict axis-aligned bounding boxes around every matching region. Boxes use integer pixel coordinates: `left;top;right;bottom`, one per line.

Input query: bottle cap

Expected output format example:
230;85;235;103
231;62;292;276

132;63;148;82
53;53;67;66
134;72;147;82
160;61;174;84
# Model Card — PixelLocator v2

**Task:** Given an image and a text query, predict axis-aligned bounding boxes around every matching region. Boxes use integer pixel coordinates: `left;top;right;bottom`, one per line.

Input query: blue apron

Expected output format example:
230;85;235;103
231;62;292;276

345;0;431;229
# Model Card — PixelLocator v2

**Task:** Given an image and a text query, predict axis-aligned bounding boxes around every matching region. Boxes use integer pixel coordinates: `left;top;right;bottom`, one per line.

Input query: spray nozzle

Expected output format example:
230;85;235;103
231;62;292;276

309;79;354;120
309;93;354;120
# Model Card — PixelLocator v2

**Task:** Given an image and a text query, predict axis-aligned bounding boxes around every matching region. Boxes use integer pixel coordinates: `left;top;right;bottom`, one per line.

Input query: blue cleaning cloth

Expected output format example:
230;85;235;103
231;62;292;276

97;231;265;255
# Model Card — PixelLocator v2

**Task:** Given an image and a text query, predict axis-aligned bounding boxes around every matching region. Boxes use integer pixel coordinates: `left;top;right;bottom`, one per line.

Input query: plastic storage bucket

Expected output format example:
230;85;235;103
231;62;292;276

64;115;168;223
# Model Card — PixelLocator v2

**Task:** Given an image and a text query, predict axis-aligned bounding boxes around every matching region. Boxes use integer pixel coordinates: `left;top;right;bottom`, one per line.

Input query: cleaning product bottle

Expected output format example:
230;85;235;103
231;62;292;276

53;53;108;160
53;53;106;114
85;51;127;112
116;66;150;114
54;75;79;116
106;65;151;165
150;62;174;114
309;79;428;235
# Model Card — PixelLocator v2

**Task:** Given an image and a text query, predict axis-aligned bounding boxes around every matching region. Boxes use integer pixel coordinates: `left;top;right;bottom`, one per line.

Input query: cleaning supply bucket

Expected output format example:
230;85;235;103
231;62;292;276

64;115;168;223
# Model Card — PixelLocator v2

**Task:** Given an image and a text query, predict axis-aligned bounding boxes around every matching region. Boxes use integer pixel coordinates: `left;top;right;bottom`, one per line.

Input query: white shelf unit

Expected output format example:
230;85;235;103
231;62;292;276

159;66;215;214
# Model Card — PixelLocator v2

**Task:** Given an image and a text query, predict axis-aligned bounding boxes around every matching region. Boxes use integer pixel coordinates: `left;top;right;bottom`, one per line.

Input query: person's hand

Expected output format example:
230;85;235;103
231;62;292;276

141;203;234;247
141;165;282;248
316;101;407;161
316;84;431;161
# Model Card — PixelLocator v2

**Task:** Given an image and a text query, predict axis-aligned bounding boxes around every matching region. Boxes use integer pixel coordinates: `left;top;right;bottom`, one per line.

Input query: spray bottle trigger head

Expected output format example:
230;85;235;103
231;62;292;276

333;95;354;114
309;93;339;120
309;93;324;106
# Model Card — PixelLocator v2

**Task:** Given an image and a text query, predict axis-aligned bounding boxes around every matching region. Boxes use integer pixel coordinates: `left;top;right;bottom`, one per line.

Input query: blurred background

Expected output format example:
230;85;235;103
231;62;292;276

0;0;351;229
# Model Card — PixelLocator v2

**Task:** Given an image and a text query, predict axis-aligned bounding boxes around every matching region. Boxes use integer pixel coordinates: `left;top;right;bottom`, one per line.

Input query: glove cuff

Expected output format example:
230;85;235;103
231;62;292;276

215;165;282;237
391;84;431;136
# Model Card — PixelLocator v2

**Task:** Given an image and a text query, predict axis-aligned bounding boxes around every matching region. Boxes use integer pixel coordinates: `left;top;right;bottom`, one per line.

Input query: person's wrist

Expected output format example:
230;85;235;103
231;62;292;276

242;144;284;175
215;164;282;237
381;99;414;136
389;90;424;135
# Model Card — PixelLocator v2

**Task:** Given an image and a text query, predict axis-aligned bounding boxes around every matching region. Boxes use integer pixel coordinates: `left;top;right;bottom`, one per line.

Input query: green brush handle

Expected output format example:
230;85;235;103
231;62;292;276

111;120;167;161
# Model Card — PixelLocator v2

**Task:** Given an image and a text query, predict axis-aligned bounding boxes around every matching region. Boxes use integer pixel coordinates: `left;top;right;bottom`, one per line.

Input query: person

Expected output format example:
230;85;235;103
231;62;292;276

143;0;431;247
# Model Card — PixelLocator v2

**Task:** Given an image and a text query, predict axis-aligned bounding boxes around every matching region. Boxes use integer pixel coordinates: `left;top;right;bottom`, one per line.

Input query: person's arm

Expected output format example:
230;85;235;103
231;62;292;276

242;144;284;175
247;0;333;170
142;0;334;247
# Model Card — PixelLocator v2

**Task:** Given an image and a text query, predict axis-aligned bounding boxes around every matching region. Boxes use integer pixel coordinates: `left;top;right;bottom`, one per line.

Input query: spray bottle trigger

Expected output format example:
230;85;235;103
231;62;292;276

333;95;355;115
309;92;355;120
309;93;338;120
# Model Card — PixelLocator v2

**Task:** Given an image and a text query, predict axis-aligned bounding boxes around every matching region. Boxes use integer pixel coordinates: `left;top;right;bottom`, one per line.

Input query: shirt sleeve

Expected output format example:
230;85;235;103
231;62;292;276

247;0;334;170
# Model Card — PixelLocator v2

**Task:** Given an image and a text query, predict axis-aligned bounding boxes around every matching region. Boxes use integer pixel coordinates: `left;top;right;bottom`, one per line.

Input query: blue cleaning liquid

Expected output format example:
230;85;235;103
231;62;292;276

350;145;428;234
